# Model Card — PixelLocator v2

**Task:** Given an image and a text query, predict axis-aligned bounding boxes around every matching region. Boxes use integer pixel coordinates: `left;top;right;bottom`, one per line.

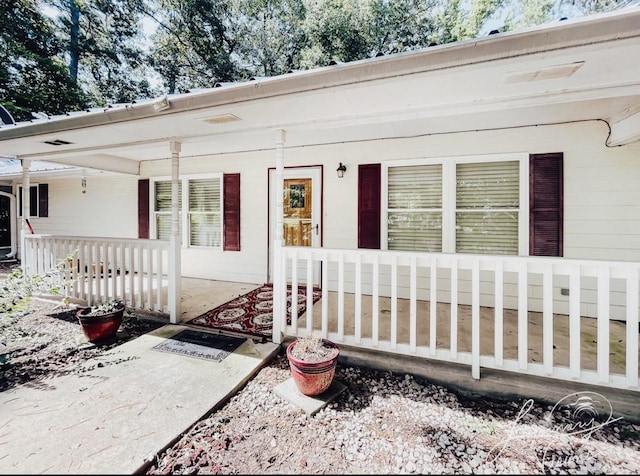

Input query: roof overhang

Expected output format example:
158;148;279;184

1;7;640;176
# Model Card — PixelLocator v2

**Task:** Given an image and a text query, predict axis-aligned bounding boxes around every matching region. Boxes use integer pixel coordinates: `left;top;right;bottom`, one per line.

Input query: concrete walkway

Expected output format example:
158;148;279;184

0;325;279;475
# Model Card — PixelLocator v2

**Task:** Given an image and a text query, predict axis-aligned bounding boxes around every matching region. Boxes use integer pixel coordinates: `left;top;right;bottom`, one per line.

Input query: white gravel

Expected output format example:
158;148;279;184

148;354;640;474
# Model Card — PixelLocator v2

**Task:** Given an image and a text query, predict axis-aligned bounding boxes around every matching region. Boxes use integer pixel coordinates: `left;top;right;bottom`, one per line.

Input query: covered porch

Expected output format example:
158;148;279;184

4;9;640;418
22;234;640;400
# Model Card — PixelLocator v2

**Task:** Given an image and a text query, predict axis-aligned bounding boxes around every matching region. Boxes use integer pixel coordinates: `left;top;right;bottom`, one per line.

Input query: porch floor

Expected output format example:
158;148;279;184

179;278;637;376
178;277;640;422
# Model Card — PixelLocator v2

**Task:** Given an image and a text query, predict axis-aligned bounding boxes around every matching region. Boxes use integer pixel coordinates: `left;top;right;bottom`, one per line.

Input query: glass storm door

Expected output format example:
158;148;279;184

269;167;321;285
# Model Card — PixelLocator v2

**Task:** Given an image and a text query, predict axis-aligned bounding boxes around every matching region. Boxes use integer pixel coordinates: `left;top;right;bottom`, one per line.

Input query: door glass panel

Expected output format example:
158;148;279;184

283;178;312;247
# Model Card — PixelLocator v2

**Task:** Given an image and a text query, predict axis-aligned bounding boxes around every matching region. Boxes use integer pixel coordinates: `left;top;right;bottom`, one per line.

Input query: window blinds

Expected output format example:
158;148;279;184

455;161;519;254
388;165;443;252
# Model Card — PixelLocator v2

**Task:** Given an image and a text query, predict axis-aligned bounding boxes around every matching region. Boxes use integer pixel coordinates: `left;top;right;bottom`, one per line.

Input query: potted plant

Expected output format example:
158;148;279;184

286;335;340;396
76;299;126;342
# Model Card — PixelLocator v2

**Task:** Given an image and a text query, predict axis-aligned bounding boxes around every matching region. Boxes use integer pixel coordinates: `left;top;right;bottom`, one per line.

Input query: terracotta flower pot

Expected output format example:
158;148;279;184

77;304;125;342
286;338;340;396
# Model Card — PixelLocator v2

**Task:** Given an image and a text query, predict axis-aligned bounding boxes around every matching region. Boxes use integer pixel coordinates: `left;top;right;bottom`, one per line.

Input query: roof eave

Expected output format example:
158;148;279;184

0;7;639;142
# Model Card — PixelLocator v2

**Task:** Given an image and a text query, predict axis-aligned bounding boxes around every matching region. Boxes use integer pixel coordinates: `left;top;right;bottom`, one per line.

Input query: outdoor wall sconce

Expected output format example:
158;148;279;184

336;162;347;178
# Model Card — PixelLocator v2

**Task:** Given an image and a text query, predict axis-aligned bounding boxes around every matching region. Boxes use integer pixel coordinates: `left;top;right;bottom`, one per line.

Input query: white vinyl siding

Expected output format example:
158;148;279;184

152;175;222;248
384;155;527;255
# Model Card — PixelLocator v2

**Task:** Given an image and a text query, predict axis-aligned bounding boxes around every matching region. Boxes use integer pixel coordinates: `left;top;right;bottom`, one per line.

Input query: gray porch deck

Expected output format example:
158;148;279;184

178;277;633;374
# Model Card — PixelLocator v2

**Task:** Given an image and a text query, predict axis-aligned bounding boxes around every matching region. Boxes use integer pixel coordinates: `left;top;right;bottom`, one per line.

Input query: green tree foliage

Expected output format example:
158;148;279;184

1;0;628;120
144;0;239;92
230;0;308;78
48;0;156;105
500;0;621;31
0;0;87;122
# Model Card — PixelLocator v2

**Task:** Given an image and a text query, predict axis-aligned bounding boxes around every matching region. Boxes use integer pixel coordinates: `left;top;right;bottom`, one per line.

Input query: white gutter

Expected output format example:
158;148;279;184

0;8;639;142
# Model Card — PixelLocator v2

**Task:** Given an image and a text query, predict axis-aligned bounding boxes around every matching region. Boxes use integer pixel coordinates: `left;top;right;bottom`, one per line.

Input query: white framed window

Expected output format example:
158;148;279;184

17;184;39;218
151;174;222;248
383;154;528;255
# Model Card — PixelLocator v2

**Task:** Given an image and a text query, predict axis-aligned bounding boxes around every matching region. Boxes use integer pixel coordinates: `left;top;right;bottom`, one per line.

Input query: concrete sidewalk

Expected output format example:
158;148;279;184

0;325;279;475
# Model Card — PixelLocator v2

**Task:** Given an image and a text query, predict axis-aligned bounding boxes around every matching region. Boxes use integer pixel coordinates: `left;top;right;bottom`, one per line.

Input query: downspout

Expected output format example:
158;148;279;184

271;129;286;345
20;159;30;273
168;141;181;323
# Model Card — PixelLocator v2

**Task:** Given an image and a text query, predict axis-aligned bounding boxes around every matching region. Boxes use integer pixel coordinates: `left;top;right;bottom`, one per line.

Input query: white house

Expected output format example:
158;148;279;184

1;8;640;407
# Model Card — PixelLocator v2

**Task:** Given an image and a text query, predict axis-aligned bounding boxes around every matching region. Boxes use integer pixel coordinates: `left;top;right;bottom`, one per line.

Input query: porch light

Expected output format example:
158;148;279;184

336;162;347;178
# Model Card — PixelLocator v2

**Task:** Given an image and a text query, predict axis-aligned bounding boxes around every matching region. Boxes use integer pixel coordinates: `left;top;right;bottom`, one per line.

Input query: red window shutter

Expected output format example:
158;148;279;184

38;184;48;217
358;164;381;249
138;179;150;239
530;153;563;256
224;173;240;251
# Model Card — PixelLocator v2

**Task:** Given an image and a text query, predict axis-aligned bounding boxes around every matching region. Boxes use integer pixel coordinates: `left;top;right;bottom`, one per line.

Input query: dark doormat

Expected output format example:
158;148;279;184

152;330;246;362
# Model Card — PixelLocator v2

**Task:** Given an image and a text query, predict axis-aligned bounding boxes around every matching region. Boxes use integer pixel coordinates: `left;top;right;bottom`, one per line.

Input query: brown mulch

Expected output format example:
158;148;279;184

0;294;165;392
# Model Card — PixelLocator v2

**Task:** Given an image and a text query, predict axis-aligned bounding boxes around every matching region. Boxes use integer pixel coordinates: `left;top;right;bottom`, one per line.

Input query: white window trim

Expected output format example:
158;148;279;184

150;173;223;249
382;153;529;255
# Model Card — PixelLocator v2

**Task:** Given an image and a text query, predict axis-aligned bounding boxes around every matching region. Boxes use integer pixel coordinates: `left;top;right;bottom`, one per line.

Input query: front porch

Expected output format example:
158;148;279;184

177;275;633;376
21;234;640;417
176;275;640;421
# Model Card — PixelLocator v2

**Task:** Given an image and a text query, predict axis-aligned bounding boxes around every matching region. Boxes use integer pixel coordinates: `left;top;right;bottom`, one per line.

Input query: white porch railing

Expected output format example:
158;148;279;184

23;235;170;313
278;247;640;393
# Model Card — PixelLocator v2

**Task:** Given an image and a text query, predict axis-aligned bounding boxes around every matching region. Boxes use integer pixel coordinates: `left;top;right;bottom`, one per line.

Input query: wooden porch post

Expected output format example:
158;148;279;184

272;129;286;344
20;159;30;274
168;141;181;323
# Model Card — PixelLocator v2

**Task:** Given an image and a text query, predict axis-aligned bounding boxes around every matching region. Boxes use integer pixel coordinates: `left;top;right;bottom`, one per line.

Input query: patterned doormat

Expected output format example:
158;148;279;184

186;283;322;338
152;330;246;362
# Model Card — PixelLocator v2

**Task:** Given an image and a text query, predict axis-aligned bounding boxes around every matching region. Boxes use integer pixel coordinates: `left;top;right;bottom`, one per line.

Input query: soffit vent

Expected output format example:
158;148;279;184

501;61;584;84
43;139;73;146
202;114;241;125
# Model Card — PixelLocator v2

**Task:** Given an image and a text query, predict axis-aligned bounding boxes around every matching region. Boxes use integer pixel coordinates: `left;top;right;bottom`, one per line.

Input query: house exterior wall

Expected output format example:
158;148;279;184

20;120;640;317
15;175;139;239
124;121;640;265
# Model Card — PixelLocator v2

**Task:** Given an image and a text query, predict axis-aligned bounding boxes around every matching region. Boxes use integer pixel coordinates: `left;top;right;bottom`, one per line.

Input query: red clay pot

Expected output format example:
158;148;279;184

286;338;340;396
77;306;125;342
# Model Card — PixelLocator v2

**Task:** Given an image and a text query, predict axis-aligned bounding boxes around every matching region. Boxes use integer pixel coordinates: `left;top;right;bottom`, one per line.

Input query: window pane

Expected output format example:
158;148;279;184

190;213;221;247
388;212;442;251
456;161;519;255
189;179;220;212
156;214;172;241
188;178;221;247
29;186;38;217
388;165;442;252
18;185;38;217
456;211;518;254
456;161;519;209
389;165;442;209
155;181;182;212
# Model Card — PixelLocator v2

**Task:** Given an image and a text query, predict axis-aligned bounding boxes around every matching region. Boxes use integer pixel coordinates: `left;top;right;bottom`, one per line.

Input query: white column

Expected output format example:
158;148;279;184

272;130;286;344
20;159;31;273
168;141;181;323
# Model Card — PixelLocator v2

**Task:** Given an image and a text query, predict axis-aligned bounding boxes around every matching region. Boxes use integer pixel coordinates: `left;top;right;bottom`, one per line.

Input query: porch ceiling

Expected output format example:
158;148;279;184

1;8;640;176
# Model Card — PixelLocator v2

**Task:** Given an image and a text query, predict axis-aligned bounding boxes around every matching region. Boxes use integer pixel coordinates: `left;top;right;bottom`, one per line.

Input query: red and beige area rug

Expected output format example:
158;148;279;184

186;283;322;338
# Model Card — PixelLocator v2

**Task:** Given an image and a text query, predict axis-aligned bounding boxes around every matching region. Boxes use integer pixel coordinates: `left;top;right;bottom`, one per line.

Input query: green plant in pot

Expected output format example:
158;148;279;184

77;299;126;342
286;335;340;396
